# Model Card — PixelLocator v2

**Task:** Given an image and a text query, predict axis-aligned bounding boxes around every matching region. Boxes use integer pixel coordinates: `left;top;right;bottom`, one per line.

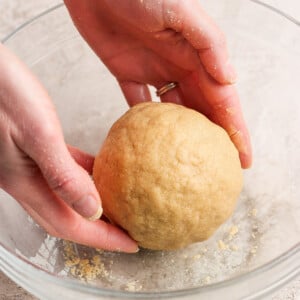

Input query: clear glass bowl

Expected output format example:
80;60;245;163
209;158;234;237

1;1;299;299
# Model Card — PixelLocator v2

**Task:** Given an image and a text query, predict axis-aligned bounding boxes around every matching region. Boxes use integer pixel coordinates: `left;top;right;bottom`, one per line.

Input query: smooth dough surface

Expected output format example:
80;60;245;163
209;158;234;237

93;102;243;250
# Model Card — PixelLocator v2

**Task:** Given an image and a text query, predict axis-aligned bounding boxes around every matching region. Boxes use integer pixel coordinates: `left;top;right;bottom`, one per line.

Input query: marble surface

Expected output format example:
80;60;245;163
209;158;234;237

0;1;299;299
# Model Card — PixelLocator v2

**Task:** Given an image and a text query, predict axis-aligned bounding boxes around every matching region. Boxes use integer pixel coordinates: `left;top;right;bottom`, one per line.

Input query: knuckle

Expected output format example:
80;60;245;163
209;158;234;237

47;169;76;198
21;123;62;158
215;100;229;111
27;121;58;144
230;130;241;138
212;91;235;108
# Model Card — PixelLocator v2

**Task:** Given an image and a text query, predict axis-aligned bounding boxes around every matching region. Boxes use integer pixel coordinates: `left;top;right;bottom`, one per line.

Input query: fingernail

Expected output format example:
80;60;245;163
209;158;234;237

120;245;139;254
107;226;139;253
88;205;103;221
116;246;139;253
73;195;102;220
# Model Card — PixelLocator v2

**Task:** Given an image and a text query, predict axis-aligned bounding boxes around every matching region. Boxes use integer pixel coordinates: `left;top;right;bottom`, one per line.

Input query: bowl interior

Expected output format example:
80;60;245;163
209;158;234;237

1;0;300;295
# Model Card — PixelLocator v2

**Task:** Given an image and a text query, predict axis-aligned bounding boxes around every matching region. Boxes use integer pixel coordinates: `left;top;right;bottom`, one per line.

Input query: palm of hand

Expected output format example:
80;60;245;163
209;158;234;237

65;0;252;168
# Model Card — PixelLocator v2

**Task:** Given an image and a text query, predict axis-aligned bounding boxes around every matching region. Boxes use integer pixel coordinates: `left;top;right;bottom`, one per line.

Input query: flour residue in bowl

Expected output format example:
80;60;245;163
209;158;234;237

60;198;261;292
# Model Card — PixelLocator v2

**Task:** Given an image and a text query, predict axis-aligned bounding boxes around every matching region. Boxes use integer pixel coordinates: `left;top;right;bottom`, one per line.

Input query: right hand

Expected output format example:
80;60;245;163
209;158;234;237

0;43;138;253
64;0;252;168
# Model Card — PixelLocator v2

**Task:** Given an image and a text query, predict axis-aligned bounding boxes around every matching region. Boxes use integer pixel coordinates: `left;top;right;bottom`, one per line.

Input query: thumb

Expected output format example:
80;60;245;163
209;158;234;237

23;129;102;221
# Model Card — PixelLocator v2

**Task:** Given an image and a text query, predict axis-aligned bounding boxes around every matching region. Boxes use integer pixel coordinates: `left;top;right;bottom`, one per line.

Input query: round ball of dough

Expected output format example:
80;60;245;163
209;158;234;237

93;102;243;250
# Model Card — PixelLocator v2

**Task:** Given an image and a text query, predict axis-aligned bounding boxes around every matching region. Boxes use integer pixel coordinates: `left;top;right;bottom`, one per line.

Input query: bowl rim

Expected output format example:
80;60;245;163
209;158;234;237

1;0;299;44
249;0;300;26
0;1;299;298
1;241;299;298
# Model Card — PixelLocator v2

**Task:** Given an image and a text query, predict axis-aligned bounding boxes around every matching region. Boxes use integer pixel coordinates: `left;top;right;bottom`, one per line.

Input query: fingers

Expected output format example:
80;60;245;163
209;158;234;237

67;145;94;174
120;80;185;106
37;144;102;220
157;83;184;105
164;0;236;84
181;69;252;168
119;81;151;106
156;78;252;168
22;120;102;220
5;174;138;253
200;76;252;168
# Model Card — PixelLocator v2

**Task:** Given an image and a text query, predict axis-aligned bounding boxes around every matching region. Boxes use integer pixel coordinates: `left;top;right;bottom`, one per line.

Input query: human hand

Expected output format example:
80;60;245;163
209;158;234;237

64;0;252;168
0;44;138;253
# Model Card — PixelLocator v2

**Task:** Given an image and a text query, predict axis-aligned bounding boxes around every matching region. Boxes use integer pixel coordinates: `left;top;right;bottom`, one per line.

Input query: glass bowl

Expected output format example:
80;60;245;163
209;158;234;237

1;1;299;299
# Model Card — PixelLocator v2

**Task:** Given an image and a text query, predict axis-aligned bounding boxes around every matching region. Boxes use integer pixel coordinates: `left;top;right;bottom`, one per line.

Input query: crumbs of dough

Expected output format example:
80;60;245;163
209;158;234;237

218;240;228;250
248;208;258;217
125;280;143;292
193;254;202;260
230;244;239;251
250;246;258;255
229;225;239;238
63;241;108;281
204;276;211;284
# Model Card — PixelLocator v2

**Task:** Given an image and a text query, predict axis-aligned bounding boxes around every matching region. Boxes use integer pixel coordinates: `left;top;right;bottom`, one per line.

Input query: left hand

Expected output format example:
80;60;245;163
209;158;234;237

0;43;138;253
64;0;252;168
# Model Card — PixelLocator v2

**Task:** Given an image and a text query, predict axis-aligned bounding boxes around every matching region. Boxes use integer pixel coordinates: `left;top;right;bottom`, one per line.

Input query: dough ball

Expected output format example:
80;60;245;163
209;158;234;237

93;102;243;250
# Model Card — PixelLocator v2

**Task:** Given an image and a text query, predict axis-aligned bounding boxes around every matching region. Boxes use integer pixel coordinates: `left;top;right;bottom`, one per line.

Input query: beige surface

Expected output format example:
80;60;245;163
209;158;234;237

0;0;299;299
0;272;34;300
